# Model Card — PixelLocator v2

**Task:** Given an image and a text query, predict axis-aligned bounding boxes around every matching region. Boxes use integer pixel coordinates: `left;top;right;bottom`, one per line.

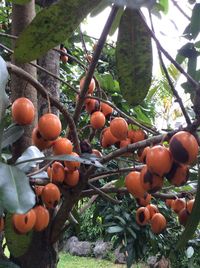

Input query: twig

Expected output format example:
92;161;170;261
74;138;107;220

171;0;190;20
140;11;200;90
6;62;81;154
148;12;192;126
73;5;119;124
88;181;121;204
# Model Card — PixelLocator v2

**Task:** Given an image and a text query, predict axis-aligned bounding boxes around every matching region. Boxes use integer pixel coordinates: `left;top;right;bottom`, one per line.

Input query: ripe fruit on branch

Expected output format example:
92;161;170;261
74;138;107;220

172;199;186;214
110;117;128;140
136;193;151;206
32;127;53;150
140;165;164;193
38;113;62;141
128;129;146;143
53;137;73;155
187;199;194;214
146;145;172;177
42;183;61;209
136;207;150;226
150;213;166;234
125;171;145;198
64;169;80;187
85;99;100;114
100;127;118;148
64;152;80;171
166;162;189;186
12;97;35;125
165;199;174;208
80;76;95;94
47;161;65;183
60;47;68;64
100;102;113;118
90;111;105;129
35;185;44;197
178;208;189;226
146;204;159;219
169;131;198;165
12;209;36;234
137;146;150;163
34;206;50;231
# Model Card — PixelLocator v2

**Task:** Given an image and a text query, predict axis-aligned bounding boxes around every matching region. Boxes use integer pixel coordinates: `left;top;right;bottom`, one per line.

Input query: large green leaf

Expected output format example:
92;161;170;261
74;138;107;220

2;124;24;149
0;163;35;213
190;3;200;39
116;9;152;106
14;0;102;63
5;213;33;257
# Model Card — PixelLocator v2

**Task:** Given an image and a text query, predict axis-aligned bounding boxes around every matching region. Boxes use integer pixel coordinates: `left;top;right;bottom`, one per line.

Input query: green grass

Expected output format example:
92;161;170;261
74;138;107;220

58;253;147;268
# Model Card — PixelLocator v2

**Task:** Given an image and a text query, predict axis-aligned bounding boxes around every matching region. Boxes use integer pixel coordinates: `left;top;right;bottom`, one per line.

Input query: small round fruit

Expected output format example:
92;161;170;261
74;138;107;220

80;76;95;94
169;131;199;165
90;111;105;129
85;99;100;114
12;97;35;125
140;165;164;193
35;185;44;197
64;169;79;187
47;161;65;183
187;199;195;214
12;209;36;234
166;162;189;187
64;152;80;171
42;183;61;209
100;102;113;117
110;117;128;140
61;55;68;64
137;146;150;163
136;193;152;207
53;137;73;155
38;113;62;140
32;127;53;150
151;213;166;234
165;199;174;208
100;127;118;148
128;129;146;143
34;205;50;231
146;204;159;219
146;145;173;177
172;199;186;214
136;207;150;226
178;208;189;226
125;171;145;198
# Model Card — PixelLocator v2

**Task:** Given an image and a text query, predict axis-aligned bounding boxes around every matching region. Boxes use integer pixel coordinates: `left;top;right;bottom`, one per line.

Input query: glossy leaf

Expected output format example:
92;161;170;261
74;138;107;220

109;7;124;36
190;3;200;39
0;56;9;120
14;0;102;63
2;124;24;149
116;9;152;106
0;163;35;213
107;225;124;233
5;213;33;257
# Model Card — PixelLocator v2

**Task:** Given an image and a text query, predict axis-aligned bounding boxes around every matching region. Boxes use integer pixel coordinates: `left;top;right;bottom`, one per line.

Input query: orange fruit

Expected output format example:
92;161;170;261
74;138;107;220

38;113;62;141
172;199;186;214
128;129;146;143
110;117;128;140
125;171;145;198
12;97;35;125
146;204;159;219
32;127;53;150
34;205;50;231
136;207;150;226
151;213;166;234
90;111;105;129
53;137;73;155
80;76;95;94
166;162;189;186
64;169;80;187
64;152;80;171
41;183;61;209
100;127;118;148
169;131;199;165
12;209;36;234
136;193;152;206
187;199;195;214
47;161;65;183
100;102;113;117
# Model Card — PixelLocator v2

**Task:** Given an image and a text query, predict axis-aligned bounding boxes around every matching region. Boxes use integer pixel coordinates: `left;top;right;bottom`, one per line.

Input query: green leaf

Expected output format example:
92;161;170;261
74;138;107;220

0;163;35;213
10;0;31;4
175;164;200;250
107;225;124;233
5;213;33;257
190;4;200;39
114;215;126;225
158;0;169;14
2;124;24;150
14;0;102;63
90;0;109;17
109;7;124;36
116;9;152;106
0;56;9;121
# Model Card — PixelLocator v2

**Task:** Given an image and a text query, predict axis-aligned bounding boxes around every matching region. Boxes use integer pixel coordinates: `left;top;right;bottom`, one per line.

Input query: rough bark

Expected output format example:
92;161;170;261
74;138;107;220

38;48;60;117
11;0;37;160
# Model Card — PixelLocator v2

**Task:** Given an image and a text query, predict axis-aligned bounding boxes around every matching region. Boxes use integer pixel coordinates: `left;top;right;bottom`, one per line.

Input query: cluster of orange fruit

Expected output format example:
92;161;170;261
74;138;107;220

10;97;83;234
125;131;198;233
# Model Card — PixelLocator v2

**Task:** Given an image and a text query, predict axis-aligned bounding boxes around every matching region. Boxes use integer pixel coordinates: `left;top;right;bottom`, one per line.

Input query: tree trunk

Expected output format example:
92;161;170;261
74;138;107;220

10;232;59;268
11;0;37;160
